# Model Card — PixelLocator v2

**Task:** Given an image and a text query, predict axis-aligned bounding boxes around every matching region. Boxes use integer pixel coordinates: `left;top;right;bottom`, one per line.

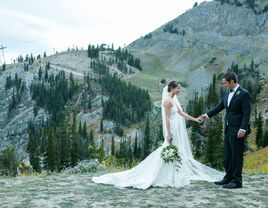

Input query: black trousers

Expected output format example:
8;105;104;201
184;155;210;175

223;126;245;184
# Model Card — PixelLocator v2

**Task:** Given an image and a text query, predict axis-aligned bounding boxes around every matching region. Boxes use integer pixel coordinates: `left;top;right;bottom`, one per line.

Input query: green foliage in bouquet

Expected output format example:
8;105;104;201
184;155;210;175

161;145;181;167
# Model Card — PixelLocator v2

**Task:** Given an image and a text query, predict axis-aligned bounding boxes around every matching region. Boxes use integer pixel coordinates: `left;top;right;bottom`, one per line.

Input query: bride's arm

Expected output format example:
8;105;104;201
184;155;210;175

164;100;172;143
177;106;200;122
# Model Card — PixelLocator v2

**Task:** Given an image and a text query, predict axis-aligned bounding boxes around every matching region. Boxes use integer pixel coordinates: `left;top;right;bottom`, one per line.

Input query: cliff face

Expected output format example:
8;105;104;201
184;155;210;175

126;1;268;92
221;0;268;14
0;51;94;160
2;0;268;162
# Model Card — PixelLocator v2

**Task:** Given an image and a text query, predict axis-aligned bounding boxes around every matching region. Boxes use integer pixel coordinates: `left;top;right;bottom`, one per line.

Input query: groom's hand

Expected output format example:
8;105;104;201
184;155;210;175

237;129;246;139
198;114;207;122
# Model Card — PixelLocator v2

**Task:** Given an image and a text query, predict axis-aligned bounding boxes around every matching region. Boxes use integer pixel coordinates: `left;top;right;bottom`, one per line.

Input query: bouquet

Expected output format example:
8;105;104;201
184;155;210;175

161;142;181;169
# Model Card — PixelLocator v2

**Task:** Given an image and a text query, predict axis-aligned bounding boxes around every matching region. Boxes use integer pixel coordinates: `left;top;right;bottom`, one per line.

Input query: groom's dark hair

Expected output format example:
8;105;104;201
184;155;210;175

223;72;238;83
168;81;179;92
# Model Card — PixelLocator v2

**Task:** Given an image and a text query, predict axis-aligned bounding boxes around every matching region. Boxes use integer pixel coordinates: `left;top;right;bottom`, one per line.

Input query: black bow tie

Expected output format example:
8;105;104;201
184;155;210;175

230;89;234;92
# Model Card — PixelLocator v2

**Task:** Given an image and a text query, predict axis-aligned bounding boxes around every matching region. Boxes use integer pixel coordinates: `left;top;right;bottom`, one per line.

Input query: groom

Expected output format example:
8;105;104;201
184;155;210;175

199;72;251;189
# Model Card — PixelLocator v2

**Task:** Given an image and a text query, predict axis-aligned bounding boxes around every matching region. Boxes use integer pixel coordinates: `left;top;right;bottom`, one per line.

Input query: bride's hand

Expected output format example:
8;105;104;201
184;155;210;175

166;134;172;143
194;118;201;123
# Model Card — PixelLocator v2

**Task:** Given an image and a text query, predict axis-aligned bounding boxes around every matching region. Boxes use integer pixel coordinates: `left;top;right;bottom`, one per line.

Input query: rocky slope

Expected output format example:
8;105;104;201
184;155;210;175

1;0;268;166
223;0;268;14
0;172;267;207
0;50;142;160
126;0;268;96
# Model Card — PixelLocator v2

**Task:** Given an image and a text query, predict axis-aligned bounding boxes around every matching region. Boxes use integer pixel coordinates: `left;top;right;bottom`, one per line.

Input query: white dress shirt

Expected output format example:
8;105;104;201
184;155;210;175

227;84;239;106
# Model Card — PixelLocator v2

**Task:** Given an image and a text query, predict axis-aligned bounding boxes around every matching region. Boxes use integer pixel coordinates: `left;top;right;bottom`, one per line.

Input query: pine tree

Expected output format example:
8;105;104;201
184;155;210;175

44;128;55;171
38;67;42;80
127;139;133;167
40;127;47;155
88;97;92;110
46;61;50;70
100;118;104;132
206;74;218;108
246;0;255;10
44;67;48;81
205;115;224;170
254;107;258;126
78;120;82;136
54;131;61;172
89;130;94;146
2;63;6;71
97;139;105;162
118;138;127;163
191;93;205;158
88;130;97;159
59;120;70;171
111;136;115;155
82;122;88;140
203;75;224;169
0;147;18;177
27;131;41;172
156;123;164;147
69;73;76;98
5;75;12;90
70;113;80;166
133;132;138;160
263;120;268;148
81;122;89;159
143;117;151;159
256;112;263;149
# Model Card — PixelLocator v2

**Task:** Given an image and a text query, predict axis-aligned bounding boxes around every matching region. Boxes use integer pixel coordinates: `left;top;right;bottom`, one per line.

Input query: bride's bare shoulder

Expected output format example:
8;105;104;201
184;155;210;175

164;98;173;107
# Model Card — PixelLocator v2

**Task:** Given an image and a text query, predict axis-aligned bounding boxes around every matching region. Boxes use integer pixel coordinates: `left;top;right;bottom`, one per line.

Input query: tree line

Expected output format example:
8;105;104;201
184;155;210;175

30;69;78;124
255;110;268;149
227;60;264;103
26;113;105;173
187;60;266;170
187;74;224;170
216;0;268;14
5;73;27;113
17;52;47;64
88;44;142;71
99;73;151;127
102;116;163;168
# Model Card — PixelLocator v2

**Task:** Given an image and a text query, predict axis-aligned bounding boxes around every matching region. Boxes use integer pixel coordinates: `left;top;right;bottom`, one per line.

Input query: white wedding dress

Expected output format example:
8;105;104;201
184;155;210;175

92;86;224;189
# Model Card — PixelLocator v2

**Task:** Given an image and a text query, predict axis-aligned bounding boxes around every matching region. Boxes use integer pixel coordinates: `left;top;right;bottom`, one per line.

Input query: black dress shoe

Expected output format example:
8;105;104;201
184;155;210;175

223;182;242;189
214;179;230;185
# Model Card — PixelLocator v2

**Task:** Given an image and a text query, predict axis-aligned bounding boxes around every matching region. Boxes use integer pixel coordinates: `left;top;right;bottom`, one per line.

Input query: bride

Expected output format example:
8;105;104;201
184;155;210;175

92;81;223;189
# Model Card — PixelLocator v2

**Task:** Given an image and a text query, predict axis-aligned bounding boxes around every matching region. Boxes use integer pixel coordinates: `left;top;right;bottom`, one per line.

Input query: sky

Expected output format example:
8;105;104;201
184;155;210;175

0;0;209;64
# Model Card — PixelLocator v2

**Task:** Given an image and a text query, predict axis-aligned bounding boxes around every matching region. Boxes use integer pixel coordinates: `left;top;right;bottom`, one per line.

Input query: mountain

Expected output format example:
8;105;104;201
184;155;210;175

0;50;148;161
225;0;268;14
126;0;268;101
1;0;268;171
0;51;86;159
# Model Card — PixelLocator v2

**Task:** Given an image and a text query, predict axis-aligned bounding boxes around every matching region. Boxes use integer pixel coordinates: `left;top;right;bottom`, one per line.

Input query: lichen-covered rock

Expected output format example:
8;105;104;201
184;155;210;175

0;173;267;207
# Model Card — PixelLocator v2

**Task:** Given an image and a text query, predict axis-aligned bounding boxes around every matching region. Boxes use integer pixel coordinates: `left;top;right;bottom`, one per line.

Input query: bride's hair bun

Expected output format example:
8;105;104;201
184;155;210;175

168;81;179;92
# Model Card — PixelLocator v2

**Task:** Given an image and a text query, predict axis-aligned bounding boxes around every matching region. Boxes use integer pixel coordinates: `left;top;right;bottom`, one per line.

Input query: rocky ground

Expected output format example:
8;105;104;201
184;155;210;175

0;172;267;208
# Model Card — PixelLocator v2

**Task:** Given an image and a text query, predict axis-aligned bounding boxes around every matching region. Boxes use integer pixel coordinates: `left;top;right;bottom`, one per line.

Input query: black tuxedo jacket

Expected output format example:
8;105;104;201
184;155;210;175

207;86;251;132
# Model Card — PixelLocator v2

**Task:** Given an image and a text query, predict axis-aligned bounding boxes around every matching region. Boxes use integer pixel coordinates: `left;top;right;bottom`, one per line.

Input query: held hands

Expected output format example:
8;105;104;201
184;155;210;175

198;114;207;122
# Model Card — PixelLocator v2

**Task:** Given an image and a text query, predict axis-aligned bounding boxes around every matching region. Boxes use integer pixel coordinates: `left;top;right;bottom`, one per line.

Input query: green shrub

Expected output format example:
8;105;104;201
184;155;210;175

0;147;18;177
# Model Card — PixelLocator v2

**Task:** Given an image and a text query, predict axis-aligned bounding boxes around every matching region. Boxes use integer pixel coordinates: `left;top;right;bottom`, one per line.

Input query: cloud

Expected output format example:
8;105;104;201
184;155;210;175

0;0;210;63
